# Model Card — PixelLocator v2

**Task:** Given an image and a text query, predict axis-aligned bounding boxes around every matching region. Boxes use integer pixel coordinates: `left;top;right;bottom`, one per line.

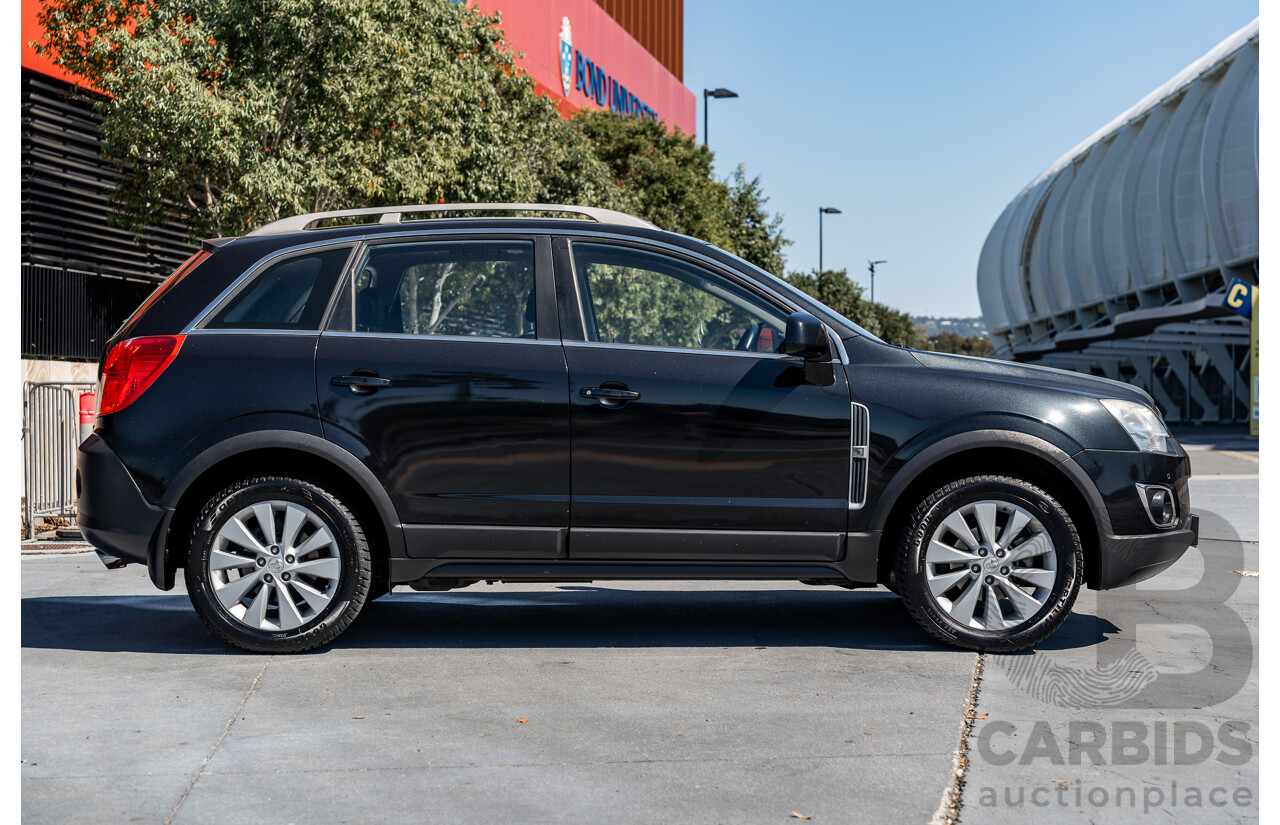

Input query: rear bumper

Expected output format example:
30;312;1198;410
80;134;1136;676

76;434;175;588
1094;513;1199;589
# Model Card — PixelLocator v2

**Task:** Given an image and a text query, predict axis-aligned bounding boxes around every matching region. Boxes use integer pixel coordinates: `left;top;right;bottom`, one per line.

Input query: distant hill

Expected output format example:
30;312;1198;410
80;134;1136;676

912;316;989;339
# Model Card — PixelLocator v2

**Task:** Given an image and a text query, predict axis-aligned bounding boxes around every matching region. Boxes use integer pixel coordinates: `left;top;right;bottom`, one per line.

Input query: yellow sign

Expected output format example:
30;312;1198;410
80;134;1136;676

1250;289;1258;436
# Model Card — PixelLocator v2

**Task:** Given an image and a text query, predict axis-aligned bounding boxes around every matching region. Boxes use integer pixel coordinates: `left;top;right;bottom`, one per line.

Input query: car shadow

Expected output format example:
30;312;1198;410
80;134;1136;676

20;587;1113;655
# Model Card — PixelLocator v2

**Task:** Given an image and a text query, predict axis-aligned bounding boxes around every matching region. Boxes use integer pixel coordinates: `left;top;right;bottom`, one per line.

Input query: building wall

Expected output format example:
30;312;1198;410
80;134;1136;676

592;0;683;81
475;0;696;135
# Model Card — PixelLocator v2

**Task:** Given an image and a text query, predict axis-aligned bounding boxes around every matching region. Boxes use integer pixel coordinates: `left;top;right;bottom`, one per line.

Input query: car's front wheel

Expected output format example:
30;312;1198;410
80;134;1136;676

184;476;371;652
896;474;1082;652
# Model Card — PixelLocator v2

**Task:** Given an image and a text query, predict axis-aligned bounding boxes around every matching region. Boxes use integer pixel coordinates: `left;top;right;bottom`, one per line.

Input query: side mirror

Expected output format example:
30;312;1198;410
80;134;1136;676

781;312;831;361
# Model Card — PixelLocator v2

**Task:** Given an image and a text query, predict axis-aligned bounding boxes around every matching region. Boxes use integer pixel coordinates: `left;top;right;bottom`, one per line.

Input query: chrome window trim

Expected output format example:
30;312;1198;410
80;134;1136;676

183;238;362;334
186;227;862;361
828;326;850;366
187;329;322;337
321;330;563;346
561;340;796;360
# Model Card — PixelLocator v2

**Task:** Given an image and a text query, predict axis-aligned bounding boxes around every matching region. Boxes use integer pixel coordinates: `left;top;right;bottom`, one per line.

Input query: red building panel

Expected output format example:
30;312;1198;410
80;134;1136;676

475;0;696;136
21;0;696;135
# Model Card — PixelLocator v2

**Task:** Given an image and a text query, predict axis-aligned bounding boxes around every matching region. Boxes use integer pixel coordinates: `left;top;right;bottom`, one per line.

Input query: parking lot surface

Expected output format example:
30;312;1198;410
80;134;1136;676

21;438;1258;824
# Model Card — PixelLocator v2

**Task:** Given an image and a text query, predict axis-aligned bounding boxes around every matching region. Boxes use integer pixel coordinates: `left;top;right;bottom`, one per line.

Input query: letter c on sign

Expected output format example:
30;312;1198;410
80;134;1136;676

1227;283;1249;309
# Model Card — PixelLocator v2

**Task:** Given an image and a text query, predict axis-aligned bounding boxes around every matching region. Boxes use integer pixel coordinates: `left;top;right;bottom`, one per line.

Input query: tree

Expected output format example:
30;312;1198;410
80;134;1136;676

928;331;994;357
34;0;615;238
724;165;789;277
784;268;929;348
571;112;788;275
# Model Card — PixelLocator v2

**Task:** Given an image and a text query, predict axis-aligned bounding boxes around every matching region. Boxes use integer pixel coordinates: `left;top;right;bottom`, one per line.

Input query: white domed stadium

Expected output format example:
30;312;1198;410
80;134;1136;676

976;19;1258;423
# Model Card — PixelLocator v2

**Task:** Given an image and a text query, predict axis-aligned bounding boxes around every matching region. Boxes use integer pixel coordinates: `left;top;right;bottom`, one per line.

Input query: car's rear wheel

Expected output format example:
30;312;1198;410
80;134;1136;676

896;474;1082;652
184;476;371;652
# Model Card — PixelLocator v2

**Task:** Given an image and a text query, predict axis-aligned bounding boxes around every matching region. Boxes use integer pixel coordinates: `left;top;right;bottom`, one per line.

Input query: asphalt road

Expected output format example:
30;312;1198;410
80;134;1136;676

20;440;1258;824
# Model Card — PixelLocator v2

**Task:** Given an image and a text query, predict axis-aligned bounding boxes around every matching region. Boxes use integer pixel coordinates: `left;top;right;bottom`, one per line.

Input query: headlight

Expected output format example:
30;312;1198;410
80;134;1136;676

1100;398;1172;453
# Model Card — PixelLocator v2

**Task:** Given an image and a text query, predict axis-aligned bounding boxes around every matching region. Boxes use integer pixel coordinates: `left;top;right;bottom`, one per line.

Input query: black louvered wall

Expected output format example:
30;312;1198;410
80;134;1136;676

21;68;196;359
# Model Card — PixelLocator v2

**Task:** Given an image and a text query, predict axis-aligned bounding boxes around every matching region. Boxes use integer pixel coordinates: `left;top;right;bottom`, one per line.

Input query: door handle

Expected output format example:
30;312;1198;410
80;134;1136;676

332;374;392;390
581;387;640;402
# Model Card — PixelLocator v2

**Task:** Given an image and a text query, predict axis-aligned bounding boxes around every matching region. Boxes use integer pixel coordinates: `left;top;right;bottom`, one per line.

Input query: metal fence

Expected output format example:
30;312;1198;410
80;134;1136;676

23;381;94;539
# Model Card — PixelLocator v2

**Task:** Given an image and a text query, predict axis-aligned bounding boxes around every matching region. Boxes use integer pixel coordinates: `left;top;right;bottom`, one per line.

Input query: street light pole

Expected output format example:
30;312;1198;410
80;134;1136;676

818;207;841;273
868;259;887;304
702;88;739;147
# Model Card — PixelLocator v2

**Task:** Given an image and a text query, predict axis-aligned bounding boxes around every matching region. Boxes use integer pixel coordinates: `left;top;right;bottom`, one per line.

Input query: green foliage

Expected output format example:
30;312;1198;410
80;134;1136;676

34;0;616;237
35;0;793;273
927;330;995;357
571;113;789;275
784;269;929;349
724;165;788;277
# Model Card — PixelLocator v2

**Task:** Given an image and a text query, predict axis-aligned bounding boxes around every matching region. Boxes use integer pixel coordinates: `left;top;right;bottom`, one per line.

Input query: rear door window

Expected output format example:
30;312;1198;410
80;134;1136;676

328;240;537;339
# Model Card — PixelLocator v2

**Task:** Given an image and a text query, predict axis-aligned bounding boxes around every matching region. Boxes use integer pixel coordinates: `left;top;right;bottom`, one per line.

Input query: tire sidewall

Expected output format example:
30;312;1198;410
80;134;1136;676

185;478;368;652
901;477;1082;651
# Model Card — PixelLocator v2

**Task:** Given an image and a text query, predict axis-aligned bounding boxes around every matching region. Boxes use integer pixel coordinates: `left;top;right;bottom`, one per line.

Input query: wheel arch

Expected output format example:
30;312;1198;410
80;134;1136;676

153;431;405;591
870;430;1110;590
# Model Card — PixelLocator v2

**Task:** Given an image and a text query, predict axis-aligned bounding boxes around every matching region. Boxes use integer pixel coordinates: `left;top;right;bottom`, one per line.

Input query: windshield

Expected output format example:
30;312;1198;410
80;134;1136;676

708;246;886;343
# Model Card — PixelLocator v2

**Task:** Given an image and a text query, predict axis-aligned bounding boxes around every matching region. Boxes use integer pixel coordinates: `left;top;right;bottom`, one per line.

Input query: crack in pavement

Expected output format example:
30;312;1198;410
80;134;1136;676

930;653;984;825
163;655;274;825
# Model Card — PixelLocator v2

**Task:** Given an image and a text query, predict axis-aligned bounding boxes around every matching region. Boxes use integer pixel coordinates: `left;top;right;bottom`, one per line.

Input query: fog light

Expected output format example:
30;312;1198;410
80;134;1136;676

1136;483;1176;528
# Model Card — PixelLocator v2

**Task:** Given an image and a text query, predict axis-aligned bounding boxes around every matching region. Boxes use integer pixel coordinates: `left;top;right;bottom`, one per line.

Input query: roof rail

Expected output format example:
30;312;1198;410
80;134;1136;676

245;203;658;236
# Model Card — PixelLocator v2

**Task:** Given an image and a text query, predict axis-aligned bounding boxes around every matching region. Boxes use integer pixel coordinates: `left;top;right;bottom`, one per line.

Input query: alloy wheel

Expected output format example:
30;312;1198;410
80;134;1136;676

922;499;1058;631
208;499;343;632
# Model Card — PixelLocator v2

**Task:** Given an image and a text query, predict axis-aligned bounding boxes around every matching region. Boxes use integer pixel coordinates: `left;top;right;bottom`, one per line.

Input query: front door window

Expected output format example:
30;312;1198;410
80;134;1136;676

570;242;787;353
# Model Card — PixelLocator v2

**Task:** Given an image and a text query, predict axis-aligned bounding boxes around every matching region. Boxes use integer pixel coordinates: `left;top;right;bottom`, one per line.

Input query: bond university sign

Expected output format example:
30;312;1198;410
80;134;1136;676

560;17;661;123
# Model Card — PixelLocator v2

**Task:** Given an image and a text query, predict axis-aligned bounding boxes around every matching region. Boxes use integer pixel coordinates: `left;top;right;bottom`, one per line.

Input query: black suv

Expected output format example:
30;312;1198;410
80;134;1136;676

76;204;1197;653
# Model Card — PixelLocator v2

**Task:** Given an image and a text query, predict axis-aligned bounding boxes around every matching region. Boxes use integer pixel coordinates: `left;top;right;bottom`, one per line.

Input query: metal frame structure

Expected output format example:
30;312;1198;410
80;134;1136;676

23;381;95;538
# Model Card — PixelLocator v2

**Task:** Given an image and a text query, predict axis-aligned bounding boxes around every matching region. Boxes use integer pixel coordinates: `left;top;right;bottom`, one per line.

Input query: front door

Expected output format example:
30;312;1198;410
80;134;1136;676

558;240;852;561
316;235;569;559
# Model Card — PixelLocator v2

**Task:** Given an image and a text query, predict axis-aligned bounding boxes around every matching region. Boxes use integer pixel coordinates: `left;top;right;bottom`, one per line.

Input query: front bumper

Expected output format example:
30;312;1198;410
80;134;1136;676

1094;513;1199;589
1075;444;1196;590
76;434;176;588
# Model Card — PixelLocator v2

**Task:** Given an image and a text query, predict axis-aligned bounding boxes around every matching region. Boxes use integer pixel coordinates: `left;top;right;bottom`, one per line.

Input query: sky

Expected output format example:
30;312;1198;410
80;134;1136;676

683;0;1259;319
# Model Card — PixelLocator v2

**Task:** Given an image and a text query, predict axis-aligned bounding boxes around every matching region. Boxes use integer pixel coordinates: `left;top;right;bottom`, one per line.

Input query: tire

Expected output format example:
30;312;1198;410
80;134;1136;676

184;476;372;653
896;474;1082;652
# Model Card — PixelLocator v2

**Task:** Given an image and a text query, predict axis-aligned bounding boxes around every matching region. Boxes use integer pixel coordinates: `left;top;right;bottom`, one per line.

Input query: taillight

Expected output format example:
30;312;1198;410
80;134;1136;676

98;335;186;416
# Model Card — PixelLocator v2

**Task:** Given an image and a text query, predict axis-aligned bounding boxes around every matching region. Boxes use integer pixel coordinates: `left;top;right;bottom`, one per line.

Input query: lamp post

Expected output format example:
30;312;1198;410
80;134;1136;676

818;207;841;272
702;88;738;147
867;259;887;304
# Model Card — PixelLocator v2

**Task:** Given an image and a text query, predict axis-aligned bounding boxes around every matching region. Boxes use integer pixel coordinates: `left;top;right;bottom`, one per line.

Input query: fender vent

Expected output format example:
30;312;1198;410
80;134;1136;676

850;402;870;508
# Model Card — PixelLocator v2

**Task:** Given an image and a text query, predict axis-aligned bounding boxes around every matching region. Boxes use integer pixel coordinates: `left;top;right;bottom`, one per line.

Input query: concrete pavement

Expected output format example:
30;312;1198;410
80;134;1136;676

23;563;979;824
21;441;1258;824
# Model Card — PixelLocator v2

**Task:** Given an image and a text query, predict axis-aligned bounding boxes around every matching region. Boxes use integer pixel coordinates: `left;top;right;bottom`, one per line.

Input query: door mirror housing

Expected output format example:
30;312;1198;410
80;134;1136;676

781;312;831;361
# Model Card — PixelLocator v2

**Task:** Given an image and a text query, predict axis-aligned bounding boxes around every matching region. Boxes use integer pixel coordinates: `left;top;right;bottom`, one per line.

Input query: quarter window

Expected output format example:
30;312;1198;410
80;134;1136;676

207;247;351;330
332;240;536;338
570;242;788;352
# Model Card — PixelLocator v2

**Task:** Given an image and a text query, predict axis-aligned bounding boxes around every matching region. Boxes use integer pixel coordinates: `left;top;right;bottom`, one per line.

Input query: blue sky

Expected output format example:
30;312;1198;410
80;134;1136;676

683;1;1258;319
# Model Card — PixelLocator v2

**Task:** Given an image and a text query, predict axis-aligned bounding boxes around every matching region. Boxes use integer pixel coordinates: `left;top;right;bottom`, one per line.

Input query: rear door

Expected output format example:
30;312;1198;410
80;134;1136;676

556;238;852;561
315;234;570;560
